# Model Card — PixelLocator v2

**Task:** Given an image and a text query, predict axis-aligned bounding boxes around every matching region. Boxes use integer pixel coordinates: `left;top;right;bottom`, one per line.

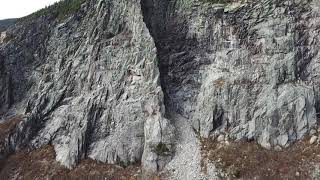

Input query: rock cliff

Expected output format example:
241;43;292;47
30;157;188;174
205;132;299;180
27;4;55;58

2;0;320;178
0;0;173;173
143;0;320;149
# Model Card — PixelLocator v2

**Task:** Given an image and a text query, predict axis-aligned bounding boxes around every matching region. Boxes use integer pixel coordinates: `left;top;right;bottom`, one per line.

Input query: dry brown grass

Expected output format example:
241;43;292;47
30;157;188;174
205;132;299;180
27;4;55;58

201;138;320;179
213;78;225;87
0;116;164;180
0;116;22;138
0;145;144;180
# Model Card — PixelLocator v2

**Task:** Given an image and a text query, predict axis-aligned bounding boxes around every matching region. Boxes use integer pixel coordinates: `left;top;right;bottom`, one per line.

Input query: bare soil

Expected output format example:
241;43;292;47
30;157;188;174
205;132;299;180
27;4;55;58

0;145;144;180
201;137;320;179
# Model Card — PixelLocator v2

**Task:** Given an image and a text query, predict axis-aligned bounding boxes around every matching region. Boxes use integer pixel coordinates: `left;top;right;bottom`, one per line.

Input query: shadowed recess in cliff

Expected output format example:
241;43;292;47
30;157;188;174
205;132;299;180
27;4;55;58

140;0;170;112
140;0;202;116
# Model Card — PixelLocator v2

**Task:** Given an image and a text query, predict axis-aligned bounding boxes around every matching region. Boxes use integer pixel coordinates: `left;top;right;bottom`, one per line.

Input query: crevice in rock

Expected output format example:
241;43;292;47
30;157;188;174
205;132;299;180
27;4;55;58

140;0;170;114
140;0;201;117
315;93;320;125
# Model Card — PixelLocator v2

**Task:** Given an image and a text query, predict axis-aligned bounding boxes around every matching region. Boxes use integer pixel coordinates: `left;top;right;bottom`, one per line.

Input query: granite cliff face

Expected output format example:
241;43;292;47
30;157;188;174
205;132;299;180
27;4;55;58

144;0;320;149
0;0;173;173
2;0;320;178
188;0;320;150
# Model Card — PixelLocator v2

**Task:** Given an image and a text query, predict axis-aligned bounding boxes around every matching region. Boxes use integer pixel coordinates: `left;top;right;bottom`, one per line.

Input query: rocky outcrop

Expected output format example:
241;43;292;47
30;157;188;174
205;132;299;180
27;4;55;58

2;0;320;176
143;0;320;149
0;0;173;172
189;0;320;149
0;32;6;43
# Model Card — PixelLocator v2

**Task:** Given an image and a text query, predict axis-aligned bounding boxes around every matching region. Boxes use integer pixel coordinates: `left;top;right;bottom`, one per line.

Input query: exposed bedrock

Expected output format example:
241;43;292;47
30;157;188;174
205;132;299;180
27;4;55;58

144;0;320;149
1;0;320;175
0;0;173;173
190;0;320;149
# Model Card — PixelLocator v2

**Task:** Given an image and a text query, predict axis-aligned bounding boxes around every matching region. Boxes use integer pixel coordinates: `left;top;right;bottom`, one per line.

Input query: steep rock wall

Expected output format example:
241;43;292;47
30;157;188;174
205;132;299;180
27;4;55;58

2;0;320;175
0;0;173;172
146;0;320;149
190;0;320;149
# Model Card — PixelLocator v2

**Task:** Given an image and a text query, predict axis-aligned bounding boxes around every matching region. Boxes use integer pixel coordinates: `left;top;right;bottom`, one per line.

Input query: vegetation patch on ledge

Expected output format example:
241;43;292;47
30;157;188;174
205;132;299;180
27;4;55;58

0;145;143;179
201;137;320;179
154;142;171;156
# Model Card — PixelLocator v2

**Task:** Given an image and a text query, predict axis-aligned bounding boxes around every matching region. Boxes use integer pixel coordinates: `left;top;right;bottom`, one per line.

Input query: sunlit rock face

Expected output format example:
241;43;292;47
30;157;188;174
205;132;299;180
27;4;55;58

2;0;320;174
0;0;173;172
148;0;320;149
141;0;320;149
0;32;6;43
190;0;320;149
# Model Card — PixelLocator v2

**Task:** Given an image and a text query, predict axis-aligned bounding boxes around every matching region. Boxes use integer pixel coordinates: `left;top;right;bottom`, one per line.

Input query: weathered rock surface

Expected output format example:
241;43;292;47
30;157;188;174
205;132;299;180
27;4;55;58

2;0;320;177
145;0;320;149
190;0;320;149
0;0;173;172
